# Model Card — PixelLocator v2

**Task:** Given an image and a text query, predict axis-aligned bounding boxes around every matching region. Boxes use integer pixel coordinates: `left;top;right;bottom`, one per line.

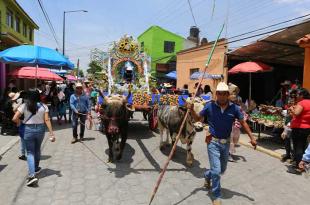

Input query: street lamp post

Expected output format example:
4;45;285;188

62;10;88;56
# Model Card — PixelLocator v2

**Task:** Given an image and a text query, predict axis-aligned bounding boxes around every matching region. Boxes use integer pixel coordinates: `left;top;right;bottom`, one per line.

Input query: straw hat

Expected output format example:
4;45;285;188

75;82;83;87
228;83;240;95
281;80;291;86
216;82;229;92
8;92;20;101
164;83;172;88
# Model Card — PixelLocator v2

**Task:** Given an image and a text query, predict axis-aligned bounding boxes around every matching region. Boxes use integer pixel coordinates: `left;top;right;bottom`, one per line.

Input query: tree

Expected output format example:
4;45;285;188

87;61;103;75
72;68;84;77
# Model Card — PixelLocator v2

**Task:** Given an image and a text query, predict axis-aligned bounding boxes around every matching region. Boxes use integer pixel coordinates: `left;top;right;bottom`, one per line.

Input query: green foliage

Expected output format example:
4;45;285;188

87;61;103;74
73;68;84;77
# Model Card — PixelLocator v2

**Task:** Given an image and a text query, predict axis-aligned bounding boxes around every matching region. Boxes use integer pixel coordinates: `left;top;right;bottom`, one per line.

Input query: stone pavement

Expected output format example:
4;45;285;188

0;113;310;205
0;134;19;157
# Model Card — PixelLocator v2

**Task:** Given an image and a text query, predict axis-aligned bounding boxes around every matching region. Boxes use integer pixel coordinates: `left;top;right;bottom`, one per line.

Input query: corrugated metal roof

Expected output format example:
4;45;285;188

228;20;310;66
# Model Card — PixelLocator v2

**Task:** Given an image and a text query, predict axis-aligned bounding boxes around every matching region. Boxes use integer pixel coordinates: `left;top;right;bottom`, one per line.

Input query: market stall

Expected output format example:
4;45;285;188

249;105;285;138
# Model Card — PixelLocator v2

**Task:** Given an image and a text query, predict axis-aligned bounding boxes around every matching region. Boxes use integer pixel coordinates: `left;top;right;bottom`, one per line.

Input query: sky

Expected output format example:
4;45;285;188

17;0;310;72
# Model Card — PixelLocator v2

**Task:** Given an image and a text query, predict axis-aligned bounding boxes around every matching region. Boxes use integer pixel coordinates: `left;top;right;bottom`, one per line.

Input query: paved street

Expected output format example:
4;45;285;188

0;113;309;205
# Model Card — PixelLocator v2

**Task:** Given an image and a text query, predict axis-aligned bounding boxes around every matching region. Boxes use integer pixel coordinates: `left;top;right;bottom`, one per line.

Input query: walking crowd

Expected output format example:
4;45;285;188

0;79;99;186
0;78;309;205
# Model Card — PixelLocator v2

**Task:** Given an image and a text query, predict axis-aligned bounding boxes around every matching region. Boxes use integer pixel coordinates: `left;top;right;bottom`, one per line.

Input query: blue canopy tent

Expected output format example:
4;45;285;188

50;69;68;76
0;45;74;86
165;71;177;80
190;71;223;80
0;45;74;68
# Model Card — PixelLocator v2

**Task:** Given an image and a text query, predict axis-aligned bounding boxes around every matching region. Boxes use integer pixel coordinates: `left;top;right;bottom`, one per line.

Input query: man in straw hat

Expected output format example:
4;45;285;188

188;82;257;205
70;82;91;144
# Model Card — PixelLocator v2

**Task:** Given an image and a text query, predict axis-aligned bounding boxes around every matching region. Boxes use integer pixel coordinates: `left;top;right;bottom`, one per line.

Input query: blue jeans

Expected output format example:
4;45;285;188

18;125;26;155
72;113;86;138
68;107;72;122
204;140;230;199
24;124;45;177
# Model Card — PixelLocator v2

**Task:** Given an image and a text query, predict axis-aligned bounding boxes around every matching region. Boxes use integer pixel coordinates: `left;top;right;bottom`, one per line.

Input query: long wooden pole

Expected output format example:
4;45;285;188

148;24;225;205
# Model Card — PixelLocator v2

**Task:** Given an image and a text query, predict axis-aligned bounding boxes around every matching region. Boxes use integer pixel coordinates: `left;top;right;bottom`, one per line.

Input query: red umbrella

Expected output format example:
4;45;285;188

7;67;63;81
65;74;77;81
228;62;273;101
228;62;272;74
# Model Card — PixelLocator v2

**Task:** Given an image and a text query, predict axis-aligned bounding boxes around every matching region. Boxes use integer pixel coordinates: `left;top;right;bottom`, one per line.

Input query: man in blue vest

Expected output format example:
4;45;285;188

189;82;257;205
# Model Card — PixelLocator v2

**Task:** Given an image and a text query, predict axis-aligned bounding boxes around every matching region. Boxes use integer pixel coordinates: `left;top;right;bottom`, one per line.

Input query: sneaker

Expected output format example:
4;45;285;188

18;155;27;160
71;138;78;144
212;199;221;205
79;136;84;141
35;167;42;175
204;178;211;190
26;176;38;186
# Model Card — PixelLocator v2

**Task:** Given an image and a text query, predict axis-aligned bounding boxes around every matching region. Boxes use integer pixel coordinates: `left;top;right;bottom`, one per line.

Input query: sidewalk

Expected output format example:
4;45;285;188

0;133;19;158
239;131;285;159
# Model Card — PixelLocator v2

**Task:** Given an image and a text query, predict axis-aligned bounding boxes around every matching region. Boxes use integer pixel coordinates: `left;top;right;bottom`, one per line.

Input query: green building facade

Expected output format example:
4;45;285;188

137;26;185;77
0;0;39;91
0;0;39;50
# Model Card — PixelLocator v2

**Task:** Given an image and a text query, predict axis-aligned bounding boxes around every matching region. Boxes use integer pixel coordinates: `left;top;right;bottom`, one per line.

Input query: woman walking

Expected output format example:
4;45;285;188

288;88;310;174
12;90;55;186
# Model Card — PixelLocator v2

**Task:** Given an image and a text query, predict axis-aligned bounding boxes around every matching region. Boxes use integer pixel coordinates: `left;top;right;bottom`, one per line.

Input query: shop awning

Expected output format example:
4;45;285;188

190;71;223;80
8;67;64;81
228;20;310;66
165;71;177;80
0;45;74;69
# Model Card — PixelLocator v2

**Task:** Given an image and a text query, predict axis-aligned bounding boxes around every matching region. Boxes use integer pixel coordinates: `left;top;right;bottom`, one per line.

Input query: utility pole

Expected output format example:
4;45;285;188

62;11;65;55
62;10;88;56
77;58;80;79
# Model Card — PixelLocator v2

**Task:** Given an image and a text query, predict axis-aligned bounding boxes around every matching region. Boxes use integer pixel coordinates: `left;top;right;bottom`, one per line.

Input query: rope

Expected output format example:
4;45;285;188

75;112;98;130
148;23;225;205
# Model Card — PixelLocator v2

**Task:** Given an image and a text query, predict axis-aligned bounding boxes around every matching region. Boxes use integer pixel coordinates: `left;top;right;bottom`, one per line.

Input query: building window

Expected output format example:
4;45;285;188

29;28;33;41
23;23;27;36
164;41;175;53
15;16;20;32
190;68;199;76
6;9;14;28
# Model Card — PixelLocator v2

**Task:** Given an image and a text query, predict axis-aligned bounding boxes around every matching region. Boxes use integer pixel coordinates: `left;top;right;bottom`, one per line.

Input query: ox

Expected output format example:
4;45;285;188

157;97;207;166
100;94;131;162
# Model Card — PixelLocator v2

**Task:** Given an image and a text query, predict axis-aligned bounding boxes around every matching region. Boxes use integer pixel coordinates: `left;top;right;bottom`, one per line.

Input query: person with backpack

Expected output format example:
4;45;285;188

12;90;55;186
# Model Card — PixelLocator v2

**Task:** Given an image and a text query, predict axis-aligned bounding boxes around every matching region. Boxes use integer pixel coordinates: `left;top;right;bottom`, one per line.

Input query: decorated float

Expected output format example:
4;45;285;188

96;35;216;130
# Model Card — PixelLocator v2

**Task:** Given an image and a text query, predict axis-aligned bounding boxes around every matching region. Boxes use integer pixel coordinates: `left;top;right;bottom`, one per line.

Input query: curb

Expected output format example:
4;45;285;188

239;139;282;160
0;137;19;158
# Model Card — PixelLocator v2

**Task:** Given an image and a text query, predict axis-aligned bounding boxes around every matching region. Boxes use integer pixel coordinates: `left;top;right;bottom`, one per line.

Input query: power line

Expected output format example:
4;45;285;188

152;19;309;63
228;13;310;40
65;41;114;52
187;0;198;26
37;0;60;48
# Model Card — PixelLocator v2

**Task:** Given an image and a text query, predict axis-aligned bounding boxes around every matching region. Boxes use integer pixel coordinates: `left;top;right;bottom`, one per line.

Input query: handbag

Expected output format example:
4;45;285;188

18;114;34;139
